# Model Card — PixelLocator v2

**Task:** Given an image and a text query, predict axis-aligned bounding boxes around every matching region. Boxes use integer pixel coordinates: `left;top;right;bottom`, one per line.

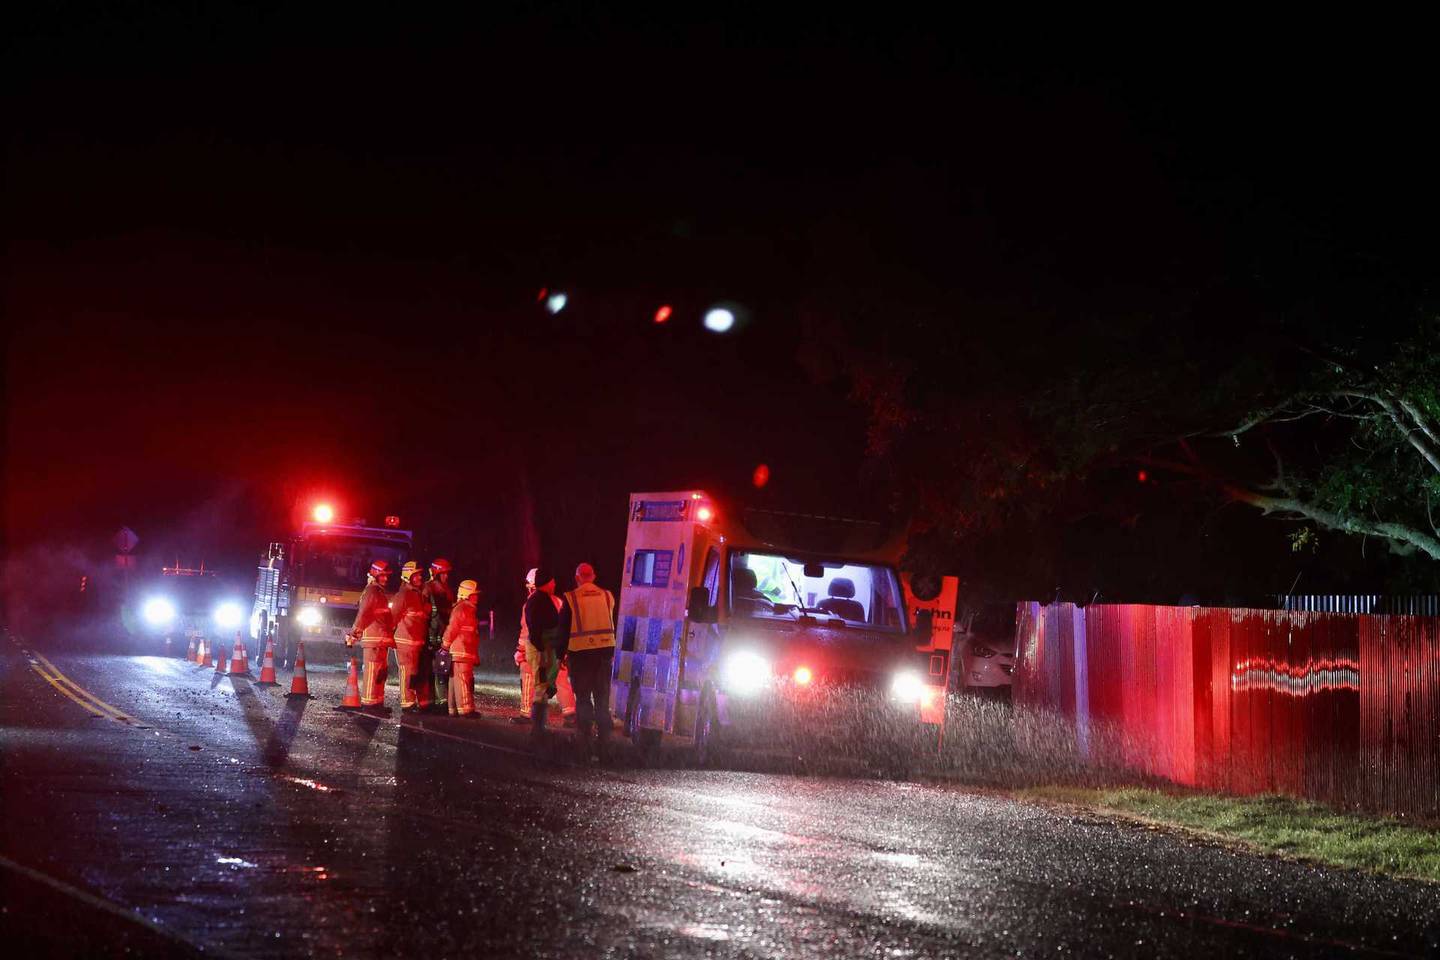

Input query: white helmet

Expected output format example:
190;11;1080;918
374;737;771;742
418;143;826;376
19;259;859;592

525;567;538;587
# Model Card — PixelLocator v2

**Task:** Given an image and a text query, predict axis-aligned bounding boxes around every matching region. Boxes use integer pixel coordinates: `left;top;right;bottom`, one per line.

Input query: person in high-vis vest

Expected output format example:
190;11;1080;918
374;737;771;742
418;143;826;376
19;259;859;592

442;579;481;716
348;559;396;711
512;567;576;726
563;562;617;760
422;558;455;712
391;561;432;712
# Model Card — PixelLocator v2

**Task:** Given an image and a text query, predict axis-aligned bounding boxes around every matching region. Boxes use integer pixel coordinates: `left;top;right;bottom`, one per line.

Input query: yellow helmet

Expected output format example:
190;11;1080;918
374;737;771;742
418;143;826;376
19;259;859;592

457;579;478;602
401;561;423;583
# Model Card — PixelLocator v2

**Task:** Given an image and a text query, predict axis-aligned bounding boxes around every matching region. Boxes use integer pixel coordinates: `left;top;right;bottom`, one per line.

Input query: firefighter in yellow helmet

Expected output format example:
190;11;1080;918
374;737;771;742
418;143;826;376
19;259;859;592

391;561;432;712
563;562;617;761
442;579;481;716
348;559;396;711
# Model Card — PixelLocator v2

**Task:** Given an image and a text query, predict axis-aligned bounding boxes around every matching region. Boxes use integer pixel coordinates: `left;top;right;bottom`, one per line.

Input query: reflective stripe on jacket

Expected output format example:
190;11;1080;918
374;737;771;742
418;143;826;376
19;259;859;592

352;581;395;648
563;583;615;651
443;599;480;663
392;584;431;647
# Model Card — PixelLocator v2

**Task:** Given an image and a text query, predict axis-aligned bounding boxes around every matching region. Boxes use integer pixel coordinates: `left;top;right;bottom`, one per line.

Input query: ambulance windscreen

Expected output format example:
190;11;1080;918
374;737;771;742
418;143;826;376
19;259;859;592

728;551;906;632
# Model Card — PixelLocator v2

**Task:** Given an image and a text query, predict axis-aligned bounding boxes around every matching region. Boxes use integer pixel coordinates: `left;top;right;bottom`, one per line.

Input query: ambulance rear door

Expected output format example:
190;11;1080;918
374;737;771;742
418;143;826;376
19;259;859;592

613;492;702;737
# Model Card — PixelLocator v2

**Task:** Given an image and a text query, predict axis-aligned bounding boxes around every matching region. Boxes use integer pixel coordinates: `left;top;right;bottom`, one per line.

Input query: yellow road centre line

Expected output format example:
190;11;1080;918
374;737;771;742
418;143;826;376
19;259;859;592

26;650;146;727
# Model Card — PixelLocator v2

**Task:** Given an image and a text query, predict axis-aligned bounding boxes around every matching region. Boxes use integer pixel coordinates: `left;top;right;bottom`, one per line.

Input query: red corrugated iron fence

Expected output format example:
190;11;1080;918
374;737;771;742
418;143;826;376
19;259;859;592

1014;603;1438;816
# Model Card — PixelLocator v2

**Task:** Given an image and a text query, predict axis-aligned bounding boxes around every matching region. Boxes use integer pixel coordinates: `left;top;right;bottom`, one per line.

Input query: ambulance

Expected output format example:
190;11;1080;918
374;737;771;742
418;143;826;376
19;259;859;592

611;490;958;762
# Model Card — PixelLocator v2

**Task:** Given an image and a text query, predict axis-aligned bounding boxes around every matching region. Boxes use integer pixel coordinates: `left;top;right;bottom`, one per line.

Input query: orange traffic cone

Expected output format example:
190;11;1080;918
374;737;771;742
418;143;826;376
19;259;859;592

186;637;197;663
256;637;279;685
197;638;211;668
339;656;362;709
214;643;228;674
286;641;312;698
229;633;250;676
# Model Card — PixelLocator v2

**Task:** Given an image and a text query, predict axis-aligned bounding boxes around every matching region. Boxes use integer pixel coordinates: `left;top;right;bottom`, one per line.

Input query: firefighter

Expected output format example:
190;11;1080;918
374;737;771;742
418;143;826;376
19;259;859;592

512;567;576;726
348;559;396;711
562;562;617;760
442;579;481;716
422;558;455;713
521;568;570;742
392;561;432;712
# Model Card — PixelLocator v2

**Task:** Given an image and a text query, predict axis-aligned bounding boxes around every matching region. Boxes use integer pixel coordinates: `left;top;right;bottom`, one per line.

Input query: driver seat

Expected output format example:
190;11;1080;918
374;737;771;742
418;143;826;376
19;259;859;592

816;578;865;621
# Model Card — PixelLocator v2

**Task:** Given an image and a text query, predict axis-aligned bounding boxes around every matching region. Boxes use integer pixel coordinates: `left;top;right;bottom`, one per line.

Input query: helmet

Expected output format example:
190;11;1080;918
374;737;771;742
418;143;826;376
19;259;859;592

369;559;393;579
401;561;423;582
525;567;538;587
457;579;478;602
429;558;453;576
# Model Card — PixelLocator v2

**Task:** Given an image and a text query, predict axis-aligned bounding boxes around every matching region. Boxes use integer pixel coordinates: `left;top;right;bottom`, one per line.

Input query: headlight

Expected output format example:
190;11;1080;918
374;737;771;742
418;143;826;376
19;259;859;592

296;606;323;628
890;669;925;704
142;597;176;627
214;602;245;629
720;650;772;696
970;644;996;659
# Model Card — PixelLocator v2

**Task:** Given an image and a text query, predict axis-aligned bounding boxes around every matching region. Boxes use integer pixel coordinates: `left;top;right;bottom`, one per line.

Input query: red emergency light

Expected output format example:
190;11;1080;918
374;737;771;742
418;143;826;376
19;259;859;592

312;503;335;523
384;515;400;528
696;506;714;522
793;666;813;686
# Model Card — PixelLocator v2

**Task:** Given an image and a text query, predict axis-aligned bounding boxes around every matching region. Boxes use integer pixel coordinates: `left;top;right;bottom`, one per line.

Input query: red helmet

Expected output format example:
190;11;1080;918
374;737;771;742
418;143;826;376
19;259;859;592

429;558;453;575
369;559;393;579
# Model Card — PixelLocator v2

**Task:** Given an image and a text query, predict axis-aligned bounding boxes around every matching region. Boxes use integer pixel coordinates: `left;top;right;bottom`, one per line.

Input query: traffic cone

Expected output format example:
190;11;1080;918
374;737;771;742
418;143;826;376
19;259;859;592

229;633;250;676
286;641;312;698
197;638;211;668
338;656;362;709
186;637;197;663
214;644;228;674
256;637;279;685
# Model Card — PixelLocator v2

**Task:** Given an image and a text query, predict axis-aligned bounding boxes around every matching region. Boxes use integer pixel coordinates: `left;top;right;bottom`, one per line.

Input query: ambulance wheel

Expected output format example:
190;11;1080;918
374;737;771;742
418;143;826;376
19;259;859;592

624;687;662;757
692;686;721;767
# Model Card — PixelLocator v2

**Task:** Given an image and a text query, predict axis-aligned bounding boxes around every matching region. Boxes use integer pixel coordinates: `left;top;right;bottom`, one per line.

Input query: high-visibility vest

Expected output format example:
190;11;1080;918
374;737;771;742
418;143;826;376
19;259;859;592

564;583;616;652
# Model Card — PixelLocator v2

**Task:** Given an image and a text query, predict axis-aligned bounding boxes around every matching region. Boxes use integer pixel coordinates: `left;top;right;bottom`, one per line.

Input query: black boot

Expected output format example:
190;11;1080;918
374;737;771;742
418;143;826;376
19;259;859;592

530;702;549;746
575;721;594;761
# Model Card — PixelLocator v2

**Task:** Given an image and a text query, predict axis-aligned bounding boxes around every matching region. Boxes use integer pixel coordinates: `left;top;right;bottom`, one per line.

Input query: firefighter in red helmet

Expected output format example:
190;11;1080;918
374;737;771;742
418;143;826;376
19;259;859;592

348;559;396;711
422;558;456;712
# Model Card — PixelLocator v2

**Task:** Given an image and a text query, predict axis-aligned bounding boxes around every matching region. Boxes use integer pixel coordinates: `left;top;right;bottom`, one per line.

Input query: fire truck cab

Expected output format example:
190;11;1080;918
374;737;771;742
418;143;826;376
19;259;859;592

252;514;413;664
612;490;958;761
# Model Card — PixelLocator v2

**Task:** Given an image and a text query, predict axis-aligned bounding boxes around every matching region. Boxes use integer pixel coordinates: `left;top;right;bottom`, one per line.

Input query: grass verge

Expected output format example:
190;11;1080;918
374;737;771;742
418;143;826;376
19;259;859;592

1020;786;1440;883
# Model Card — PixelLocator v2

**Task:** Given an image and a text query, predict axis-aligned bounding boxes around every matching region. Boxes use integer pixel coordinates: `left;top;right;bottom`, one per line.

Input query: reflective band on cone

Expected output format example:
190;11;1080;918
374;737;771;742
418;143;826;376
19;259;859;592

339;656;362;709
256;637;278;685
286;641;312;698
229;633;250;676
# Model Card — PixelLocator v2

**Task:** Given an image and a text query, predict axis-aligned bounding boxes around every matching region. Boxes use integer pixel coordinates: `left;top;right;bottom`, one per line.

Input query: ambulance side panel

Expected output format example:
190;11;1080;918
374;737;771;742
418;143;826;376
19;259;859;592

672;528;726;737
612;494;698;734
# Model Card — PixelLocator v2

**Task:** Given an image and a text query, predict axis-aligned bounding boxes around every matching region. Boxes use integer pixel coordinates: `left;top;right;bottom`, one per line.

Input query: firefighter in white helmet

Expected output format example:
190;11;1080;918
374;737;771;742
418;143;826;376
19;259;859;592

391;561;432;712
348;559;396;711
512;566;576;726
563;562;617;761
442;579;481;716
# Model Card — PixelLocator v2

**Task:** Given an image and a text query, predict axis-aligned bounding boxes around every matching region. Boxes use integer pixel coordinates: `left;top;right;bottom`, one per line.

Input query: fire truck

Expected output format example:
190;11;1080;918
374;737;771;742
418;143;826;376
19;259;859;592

252;505;413;664
612;490;958;763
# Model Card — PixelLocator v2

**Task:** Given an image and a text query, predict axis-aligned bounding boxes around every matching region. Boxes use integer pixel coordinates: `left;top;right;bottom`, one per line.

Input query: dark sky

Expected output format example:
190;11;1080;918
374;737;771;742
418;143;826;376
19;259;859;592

6;7;1439;600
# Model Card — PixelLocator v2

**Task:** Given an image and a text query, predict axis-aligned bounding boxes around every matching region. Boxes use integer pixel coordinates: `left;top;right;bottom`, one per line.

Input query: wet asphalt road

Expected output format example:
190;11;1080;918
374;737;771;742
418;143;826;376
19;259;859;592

3;629;1440;959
